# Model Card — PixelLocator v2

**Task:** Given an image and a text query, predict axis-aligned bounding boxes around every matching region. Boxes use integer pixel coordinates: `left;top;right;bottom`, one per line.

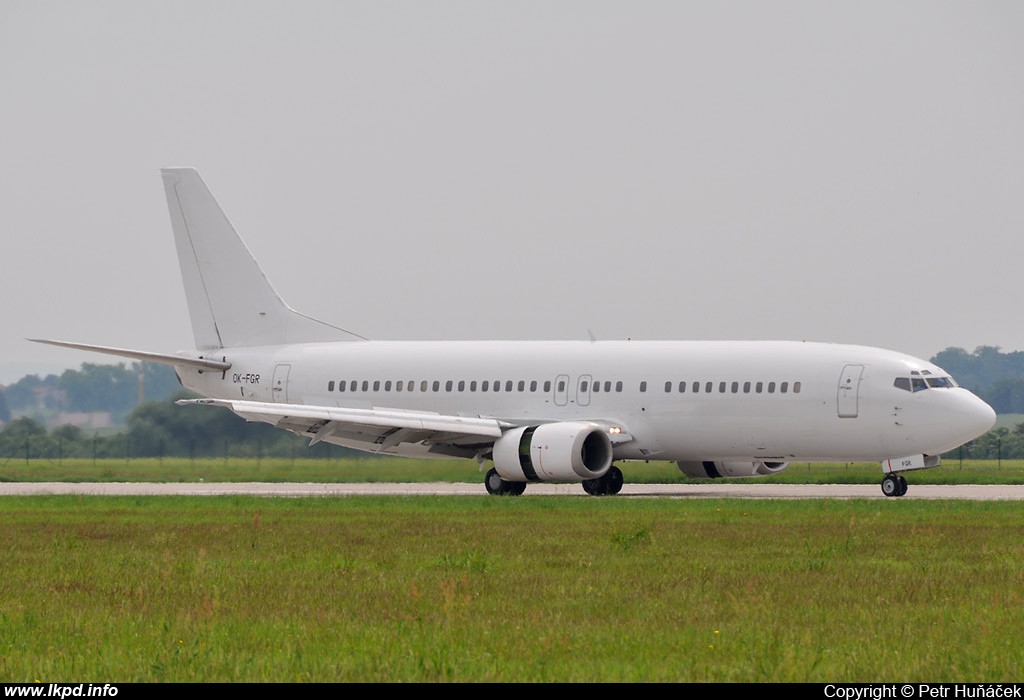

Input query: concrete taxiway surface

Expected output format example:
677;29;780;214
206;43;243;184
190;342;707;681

0;482;1023;499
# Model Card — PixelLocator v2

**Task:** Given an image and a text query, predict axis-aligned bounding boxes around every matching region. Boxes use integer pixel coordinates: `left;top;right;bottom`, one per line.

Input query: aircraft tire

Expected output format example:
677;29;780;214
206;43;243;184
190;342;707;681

898;475;908;497
485;468;508;496
881;475;900;497
605;466;624;495
582;478;603;496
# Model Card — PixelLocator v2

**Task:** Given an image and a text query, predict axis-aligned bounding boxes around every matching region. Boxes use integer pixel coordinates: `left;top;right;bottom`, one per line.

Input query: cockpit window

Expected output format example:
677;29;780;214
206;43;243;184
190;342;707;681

895;374;957;392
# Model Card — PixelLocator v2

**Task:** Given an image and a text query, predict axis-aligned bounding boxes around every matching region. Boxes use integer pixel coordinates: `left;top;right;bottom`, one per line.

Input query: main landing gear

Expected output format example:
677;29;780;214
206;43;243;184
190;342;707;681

483;465;625;496
583;466;624;496
881;473;909;498
484;468;526;496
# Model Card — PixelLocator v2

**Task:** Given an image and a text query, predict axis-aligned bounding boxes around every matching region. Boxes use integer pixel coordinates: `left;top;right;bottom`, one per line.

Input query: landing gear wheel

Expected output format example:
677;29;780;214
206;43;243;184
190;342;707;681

605;466;624;495
881;474;907;498
582;466;624;496
485;468;508;495
485;468;525;496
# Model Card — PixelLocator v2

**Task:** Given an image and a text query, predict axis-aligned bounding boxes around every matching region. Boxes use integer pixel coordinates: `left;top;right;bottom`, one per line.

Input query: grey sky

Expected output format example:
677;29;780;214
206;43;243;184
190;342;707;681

2;1;1023;385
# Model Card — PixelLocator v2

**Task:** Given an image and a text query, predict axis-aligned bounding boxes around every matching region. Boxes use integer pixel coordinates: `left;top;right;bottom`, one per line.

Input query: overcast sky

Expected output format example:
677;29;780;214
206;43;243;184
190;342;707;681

2;1;1022;384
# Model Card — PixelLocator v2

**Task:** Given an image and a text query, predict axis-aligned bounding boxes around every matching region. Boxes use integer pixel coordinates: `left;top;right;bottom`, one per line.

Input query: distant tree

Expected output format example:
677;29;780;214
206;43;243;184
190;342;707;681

0;416;51;459
0;389;9;424
931;346;1024;408
3;374;60;412
1;416;47;438
987;379;1024;415
59;363;138;414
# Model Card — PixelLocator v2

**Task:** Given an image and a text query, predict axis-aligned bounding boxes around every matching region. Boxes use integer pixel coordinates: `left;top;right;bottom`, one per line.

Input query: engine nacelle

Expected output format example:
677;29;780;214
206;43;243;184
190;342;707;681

677;460;789;479
492;422;614;483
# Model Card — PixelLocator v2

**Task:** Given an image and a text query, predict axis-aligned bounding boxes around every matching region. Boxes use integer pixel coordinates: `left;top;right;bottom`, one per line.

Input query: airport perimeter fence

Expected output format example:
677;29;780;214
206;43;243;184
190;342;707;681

0;432;355;467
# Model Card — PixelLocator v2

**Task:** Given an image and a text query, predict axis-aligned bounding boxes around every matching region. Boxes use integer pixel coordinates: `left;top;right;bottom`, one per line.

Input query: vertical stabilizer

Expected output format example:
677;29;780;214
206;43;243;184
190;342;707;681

162;168;364;349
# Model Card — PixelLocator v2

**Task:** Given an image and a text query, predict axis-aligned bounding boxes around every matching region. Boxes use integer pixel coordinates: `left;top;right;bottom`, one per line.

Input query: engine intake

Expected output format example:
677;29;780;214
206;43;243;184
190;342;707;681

492;422;613;483
677;460;789;479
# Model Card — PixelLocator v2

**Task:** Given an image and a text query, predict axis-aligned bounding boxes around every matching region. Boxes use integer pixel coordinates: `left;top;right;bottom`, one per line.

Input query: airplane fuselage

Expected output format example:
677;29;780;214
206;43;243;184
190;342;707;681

179;339;995;465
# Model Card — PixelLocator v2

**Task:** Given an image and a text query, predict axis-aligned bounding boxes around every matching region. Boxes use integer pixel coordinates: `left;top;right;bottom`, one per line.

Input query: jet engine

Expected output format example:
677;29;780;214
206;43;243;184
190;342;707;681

677;460;789;479
492;422;613;483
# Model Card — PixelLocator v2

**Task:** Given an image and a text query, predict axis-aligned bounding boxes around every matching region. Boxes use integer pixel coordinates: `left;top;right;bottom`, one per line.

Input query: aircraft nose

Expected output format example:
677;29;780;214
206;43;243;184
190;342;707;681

961;392;997;441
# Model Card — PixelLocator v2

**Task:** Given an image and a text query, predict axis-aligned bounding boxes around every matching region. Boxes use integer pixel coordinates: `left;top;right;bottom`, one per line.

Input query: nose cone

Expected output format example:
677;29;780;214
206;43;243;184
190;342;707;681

950;390;997;447
967;393;998;439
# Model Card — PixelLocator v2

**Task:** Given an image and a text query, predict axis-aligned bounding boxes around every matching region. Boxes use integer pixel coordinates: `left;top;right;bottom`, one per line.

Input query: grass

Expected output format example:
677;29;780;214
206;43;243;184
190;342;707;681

2;457;1024;485
0;496;1022;681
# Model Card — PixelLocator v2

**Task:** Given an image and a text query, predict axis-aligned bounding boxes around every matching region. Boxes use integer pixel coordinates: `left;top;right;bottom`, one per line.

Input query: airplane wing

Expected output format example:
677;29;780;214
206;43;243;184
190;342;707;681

177;398;515;458
178;398;633;460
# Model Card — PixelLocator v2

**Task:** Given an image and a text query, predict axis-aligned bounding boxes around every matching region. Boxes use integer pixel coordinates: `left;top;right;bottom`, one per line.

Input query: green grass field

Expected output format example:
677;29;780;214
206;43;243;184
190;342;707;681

0;496;1022;682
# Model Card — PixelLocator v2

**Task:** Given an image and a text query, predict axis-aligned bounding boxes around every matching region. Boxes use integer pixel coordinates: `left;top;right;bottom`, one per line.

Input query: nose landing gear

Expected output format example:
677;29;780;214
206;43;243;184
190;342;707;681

881;473;908;498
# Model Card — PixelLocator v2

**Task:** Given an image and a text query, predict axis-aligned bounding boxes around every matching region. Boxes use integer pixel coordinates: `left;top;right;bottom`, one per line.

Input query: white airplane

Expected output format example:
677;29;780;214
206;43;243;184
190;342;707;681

34;168;996;498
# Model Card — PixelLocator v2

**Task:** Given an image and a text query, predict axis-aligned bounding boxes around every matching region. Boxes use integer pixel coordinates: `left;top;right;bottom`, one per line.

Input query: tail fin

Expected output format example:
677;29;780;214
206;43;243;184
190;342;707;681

162;168;365;349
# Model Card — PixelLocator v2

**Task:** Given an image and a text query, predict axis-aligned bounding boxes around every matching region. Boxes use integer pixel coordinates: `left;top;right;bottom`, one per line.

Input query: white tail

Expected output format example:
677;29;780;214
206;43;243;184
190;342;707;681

161;168;365;349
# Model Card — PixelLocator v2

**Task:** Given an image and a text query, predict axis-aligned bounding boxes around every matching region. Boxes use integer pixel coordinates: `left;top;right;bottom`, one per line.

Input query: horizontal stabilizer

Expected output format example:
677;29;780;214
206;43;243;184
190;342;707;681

29;338;231;371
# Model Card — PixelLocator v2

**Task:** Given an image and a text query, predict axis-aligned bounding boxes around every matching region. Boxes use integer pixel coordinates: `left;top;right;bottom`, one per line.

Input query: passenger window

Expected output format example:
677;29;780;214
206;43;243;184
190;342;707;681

743;382;751;393
719;382;726;393
593;382;600;393
328;381;335;391
506;381;513;392
665;381;672;393
385;381;392;391
640;381;647;392
432;381;440;392
794;381;801;394
768;382;775;393
458;380;465;392
395;381;403;392
518;381;525;391
756;382;763;393
731;382;739;393
445;380;452;391
544;381;552;392
692;382;700;394
557;380;565;392
678;381;686;393
616;381;623;392
780;382;788;393
482;381;489;392
530;380;538;392
362;380;369;392
373;381;381;391
605;381;611;392
422;381;429;392
470;381;477;391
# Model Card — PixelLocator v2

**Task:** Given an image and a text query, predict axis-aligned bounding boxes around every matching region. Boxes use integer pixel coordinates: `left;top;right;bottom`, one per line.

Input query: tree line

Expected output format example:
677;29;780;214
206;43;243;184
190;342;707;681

0;393;354;461
0;362;182;424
